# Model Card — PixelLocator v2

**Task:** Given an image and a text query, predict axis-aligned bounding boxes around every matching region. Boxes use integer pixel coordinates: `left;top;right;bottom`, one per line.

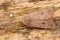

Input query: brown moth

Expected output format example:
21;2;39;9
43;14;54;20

22;7;56;29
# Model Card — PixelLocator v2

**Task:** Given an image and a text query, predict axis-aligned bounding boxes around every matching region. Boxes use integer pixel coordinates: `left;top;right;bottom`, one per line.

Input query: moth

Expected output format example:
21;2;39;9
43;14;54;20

21;7;56;29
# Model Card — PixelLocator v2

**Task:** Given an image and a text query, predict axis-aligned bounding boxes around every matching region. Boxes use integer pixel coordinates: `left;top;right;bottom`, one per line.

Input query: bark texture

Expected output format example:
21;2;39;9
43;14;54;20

0;0;60;40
